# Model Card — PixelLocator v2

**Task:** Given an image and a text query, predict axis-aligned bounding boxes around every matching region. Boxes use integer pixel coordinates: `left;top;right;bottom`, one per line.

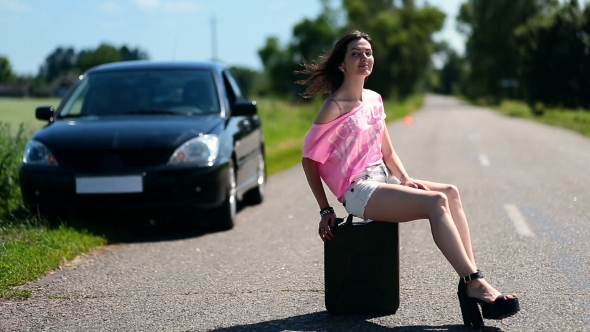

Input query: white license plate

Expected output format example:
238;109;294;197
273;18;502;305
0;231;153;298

76;176;143;194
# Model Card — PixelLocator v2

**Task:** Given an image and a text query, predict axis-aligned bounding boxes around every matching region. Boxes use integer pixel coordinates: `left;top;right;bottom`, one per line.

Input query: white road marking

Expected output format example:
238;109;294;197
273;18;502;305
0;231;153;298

503;204;535;237
479;154;490;167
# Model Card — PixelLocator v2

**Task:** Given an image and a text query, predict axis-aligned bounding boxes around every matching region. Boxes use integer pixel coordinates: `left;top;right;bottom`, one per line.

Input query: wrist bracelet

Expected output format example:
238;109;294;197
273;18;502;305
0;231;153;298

319;206;334;216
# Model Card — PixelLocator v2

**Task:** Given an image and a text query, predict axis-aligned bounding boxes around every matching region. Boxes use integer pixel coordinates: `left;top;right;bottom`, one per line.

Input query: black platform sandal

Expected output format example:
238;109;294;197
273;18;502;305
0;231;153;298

457;271;520;328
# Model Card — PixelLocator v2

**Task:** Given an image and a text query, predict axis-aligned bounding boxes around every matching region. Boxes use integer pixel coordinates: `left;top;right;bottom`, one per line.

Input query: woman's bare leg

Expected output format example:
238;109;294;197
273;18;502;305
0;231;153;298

412;180;475;265
363;184;476;277
362;184;516;303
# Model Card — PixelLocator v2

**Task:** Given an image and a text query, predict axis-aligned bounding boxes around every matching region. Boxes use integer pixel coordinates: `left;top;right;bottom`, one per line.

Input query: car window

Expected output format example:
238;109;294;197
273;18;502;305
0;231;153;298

222;72;236;105
225;71;244;100
222;71;246;106
58;69;220;117
60;79;88;116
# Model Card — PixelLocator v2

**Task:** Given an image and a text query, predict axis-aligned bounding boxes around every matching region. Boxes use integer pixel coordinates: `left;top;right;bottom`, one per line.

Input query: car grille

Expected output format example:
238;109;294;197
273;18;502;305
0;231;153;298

54;149;173;171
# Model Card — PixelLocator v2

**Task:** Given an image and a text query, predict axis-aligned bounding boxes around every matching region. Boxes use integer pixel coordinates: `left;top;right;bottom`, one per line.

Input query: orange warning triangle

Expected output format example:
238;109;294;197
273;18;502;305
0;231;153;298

404;114;414;125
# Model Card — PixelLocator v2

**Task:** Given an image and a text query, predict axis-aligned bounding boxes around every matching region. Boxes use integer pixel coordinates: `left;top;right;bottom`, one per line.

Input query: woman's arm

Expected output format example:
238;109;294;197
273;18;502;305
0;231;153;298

301;157;330;210
302;157;337;240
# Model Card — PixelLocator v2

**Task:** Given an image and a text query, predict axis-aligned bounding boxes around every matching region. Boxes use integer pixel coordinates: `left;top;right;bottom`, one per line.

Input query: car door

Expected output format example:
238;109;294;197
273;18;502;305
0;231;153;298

222;70;261;192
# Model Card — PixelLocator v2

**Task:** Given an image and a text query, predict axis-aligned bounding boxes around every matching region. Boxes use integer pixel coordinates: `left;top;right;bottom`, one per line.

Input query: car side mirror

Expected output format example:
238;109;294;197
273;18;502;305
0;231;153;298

232;100;257;116
36;106;55;121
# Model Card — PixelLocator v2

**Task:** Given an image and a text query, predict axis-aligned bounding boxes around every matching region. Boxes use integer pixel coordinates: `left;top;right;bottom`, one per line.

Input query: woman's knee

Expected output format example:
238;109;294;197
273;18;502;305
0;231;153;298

443;184;462;205
427;191;450;211
420;191;450;220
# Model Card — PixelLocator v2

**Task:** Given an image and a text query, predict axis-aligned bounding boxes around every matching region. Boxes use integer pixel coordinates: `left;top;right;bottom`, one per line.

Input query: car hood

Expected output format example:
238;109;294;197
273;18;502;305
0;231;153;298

34;115;225;150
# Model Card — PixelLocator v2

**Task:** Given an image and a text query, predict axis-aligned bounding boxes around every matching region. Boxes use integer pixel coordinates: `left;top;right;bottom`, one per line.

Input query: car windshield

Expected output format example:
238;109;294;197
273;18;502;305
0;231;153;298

58;69;220;117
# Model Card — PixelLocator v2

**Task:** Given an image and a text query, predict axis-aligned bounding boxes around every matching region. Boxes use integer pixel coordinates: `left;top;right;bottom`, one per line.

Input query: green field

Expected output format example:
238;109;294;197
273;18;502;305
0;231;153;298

0;94;424;299
0;97;62;134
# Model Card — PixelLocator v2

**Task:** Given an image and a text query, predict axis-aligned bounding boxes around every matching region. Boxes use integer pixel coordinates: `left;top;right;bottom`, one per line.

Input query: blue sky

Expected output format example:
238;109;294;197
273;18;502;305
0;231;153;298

0;0;465;76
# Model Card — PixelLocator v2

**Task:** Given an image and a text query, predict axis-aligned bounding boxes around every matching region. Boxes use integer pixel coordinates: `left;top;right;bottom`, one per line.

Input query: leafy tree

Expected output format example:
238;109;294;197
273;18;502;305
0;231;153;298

228;65;262;98
291;2;342;64
119;46;149;62
38;47;77;83
258;0;341;98
77;44;122;73
257;36;296;96
457;0;559;102
515;0;590;110
432;42;466;95
0;56;16;83
257;0;444;99
38;44;150;83
343;0;446;98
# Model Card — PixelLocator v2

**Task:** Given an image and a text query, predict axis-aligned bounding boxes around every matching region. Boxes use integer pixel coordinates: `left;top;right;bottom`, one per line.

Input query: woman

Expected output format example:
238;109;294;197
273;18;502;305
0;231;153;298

297;30;520;327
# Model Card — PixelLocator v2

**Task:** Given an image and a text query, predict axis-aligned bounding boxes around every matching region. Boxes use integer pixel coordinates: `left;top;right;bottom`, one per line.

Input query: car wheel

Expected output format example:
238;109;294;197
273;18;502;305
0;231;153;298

210;160;237;231
244;150;266;205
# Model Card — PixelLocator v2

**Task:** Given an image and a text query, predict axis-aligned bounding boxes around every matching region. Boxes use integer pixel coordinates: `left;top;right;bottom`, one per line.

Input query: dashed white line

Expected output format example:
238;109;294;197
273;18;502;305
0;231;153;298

503;204;535;237
479;154;490;167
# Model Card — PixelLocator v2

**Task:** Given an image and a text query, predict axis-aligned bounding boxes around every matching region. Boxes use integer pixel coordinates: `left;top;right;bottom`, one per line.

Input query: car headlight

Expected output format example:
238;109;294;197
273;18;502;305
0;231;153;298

168;135;219;166
23;140;58;166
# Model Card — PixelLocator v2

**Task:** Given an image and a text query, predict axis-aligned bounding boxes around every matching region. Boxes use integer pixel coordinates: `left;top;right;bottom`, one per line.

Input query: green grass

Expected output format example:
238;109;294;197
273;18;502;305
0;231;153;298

0;222;107;298
462;97;590;137
0;97;109;299
0;97;61;134
0;94;425;299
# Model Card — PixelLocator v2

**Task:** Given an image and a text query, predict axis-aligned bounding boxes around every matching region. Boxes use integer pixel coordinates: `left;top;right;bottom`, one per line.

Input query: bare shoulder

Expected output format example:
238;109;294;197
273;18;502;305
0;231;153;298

363;88;381;101
313;99;341;124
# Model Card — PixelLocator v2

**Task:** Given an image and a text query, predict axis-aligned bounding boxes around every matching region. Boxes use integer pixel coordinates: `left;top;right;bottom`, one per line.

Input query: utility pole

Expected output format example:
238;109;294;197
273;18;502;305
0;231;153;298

211;14;217;62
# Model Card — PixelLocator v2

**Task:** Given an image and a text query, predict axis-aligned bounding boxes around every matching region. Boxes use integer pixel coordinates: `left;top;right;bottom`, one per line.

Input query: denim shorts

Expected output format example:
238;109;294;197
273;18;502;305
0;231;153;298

342;163;401;220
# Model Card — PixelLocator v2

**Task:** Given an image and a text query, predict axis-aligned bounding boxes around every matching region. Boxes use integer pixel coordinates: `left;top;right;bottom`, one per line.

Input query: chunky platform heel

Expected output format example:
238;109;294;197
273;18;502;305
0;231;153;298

457;277;484;328
457;271;520;327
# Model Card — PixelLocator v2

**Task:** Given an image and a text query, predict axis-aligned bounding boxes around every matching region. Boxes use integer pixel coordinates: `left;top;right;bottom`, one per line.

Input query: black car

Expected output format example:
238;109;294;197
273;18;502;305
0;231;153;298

19;61;266;230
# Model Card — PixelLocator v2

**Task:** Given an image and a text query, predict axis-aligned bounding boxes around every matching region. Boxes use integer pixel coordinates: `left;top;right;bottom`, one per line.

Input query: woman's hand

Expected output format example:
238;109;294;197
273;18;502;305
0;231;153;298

318;212;336;242
402;177;430;191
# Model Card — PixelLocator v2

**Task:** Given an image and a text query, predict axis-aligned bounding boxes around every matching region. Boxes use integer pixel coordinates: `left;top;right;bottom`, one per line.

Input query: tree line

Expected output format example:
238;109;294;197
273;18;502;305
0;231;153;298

0;0;446;100
0;44;148;97
434;0;590;112
254;0;445;100
2;0;588;110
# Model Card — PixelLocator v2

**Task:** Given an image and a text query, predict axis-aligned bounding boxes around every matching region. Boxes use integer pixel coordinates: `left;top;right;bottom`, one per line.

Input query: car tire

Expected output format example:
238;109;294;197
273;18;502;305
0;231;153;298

243;149;266;205
210;160;237;231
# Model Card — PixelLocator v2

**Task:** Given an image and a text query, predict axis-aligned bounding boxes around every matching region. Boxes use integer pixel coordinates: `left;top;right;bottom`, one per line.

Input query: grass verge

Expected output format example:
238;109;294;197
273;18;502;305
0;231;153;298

0;220;107;298
0;94;425;299
462;97;590;137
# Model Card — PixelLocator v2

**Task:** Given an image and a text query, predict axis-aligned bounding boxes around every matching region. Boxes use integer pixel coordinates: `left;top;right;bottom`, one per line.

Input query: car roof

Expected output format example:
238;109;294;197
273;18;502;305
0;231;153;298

86;60;225;74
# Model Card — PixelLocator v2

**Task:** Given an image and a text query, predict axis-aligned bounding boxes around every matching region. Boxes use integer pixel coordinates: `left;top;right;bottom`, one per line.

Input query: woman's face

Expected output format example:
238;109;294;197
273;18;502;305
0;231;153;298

340;38;373;78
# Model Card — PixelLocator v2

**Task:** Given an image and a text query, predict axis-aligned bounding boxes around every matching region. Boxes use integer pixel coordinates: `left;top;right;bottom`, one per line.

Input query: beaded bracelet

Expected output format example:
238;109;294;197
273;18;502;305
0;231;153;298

319;206;334;217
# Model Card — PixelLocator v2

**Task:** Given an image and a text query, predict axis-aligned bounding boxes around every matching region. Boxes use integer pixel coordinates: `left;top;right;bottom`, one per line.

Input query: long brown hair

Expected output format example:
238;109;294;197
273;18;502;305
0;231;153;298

295;30;373;99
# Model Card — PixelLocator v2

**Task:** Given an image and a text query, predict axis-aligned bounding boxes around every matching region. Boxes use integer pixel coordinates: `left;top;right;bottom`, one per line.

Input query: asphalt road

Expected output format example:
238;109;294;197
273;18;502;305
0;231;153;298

1;95;589;331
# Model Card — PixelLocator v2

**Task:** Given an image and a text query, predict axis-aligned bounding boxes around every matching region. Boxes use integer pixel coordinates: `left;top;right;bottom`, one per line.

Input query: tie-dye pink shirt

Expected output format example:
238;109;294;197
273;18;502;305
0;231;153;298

303;89;386;202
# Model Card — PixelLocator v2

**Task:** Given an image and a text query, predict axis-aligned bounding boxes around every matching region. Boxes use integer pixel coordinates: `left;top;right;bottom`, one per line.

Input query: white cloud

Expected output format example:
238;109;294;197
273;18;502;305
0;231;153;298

133;0;159;10
99;1;125;14
0;0;31;12
161;1;201;12
133;0;202;13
